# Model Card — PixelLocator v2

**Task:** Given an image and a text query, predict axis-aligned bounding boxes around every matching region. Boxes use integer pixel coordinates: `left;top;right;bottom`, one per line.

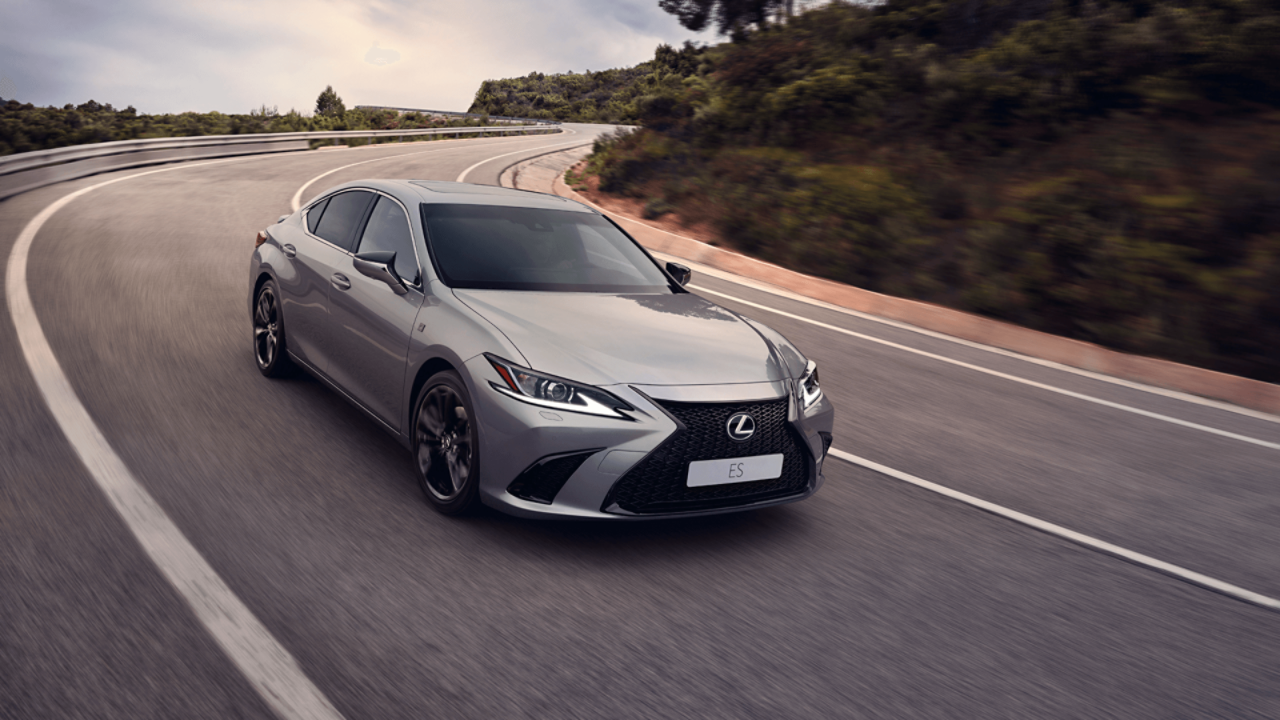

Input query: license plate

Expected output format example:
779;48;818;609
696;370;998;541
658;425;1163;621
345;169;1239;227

687;454;784;488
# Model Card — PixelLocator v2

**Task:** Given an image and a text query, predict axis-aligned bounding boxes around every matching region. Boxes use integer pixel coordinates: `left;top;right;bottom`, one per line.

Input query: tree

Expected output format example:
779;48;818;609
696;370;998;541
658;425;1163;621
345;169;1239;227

315;85;345;117
658;0;791;35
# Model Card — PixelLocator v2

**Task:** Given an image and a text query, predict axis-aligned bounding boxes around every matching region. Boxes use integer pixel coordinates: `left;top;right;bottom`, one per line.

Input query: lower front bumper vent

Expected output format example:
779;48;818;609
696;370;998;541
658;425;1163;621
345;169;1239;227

508;449;600;504
602;397;811;515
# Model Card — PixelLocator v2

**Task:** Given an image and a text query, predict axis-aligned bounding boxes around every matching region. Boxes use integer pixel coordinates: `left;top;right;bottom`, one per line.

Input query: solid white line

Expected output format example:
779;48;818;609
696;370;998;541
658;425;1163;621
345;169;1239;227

6;162;345;720
682;278;1280;426
696;286;1280;451
290;133;554;212
829;448;1280;612
454;132;587;183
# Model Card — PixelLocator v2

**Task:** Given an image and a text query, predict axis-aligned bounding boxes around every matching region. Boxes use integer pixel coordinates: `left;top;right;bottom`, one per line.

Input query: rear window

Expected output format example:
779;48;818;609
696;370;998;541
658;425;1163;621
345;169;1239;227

420;204;673;293
306;197;329;235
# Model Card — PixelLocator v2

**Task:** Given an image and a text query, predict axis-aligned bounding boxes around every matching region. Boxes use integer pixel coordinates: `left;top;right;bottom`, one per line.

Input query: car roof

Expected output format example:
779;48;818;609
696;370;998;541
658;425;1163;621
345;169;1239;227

320;179;595;213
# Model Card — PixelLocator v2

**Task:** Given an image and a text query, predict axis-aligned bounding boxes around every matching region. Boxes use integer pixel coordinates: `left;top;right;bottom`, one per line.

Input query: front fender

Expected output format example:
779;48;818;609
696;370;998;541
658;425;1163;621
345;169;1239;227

400;284;529;444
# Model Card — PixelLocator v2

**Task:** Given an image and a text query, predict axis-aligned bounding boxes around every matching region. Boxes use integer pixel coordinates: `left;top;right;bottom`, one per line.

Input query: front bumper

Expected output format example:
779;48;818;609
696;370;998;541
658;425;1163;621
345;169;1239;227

465;356;835;520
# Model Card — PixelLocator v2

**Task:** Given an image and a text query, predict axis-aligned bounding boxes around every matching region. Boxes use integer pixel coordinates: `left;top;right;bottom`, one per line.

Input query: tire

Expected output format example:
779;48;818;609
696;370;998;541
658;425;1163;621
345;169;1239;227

252;279;294;378
413;370;481;515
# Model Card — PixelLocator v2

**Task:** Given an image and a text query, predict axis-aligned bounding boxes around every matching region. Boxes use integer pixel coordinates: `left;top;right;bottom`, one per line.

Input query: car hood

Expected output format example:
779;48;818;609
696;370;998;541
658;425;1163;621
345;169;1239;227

454;290;785;386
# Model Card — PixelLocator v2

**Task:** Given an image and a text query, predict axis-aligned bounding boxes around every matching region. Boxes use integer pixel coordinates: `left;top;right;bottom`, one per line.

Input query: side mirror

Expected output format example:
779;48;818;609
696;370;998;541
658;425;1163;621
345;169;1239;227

277;214;289;224
353;251;408;295
666;261;692;287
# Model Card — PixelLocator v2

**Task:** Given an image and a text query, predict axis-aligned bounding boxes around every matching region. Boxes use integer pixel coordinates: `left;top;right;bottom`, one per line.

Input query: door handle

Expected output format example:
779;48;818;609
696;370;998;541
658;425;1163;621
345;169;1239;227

331;273;351;291
282;244;296;257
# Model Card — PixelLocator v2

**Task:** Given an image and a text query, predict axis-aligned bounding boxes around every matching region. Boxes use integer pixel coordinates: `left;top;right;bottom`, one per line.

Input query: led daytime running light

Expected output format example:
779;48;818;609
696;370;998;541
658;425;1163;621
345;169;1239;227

487;356;632;419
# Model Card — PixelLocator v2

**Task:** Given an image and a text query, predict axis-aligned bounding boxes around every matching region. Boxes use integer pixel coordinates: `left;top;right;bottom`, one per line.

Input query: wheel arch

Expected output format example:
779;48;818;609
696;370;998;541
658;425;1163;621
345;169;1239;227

250;270;277;319
408;356;460;428
252;271;274;299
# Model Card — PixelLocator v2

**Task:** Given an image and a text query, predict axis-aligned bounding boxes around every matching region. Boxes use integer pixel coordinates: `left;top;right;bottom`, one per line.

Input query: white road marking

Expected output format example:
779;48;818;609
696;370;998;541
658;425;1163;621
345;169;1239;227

682;276;1280;426
454;132;588;183
829;448;1280;612
696;286;1280;451
584;195;1279;426
6;161;346;720
290;133;558;212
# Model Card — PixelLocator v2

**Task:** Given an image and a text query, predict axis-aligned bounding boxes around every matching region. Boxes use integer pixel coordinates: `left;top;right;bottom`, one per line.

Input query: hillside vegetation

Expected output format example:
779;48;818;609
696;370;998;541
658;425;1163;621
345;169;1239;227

0;96;500;157
581;0;1280;382
467;43;707;123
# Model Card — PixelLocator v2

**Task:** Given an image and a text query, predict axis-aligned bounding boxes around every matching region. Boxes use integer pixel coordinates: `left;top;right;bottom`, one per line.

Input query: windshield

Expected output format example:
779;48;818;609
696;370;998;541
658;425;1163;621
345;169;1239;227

420;204;675;292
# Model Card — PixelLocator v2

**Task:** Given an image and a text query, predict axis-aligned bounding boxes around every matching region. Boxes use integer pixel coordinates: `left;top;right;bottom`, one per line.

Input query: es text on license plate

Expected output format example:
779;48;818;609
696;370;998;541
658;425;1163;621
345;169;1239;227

687;454;784;488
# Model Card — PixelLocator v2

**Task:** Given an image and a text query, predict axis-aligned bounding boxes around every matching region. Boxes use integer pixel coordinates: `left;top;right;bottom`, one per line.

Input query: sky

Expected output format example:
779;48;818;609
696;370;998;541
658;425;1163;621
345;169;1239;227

0;0;711;114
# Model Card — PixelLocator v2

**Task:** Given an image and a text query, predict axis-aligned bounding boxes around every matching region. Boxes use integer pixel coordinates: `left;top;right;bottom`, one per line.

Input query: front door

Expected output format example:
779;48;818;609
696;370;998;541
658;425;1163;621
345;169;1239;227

325;194;423;431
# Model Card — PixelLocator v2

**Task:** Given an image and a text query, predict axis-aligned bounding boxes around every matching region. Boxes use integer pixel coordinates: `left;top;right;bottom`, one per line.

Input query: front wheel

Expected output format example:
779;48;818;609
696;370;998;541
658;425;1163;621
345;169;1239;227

413;371;481;515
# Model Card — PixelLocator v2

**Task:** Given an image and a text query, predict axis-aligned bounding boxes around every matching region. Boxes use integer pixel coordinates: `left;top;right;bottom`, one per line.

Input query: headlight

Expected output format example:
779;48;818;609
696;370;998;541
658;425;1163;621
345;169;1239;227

798;360;822;411
487;355;634;420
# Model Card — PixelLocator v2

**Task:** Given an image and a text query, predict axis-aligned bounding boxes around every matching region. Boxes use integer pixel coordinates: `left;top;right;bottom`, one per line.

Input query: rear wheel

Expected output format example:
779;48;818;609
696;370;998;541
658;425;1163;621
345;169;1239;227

252;280;293;378
414;371;480;515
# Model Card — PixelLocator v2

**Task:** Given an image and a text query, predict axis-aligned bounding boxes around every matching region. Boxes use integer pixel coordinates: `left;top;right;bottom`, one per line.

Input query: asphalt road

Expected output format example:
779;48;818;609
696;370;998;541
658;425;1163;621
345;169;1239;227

2;124;1277;719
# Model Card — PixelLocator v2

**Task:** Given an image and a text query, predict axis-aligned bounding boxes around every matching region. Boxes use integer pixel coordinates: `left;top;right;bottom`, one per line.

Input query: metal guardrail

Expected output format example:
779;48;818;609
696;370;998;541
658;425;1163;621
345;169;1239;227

0;124;560;201
354;105;560;126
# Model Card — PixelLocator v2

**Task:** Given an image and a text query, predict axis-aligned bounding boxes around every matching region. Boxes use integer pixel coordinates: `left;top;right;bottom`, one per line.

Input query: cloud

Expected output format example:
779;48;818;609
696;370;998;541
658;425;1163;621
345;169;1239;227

364;42;401;66
0;0;709;114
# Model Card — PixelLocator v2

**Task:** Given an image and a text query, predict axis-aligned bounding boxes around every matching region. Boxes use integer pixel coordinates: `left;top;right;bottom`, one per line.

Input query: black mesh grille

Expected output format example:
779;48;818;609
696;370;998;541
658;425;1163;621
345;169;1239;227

508;450;598;504
603;397;812;514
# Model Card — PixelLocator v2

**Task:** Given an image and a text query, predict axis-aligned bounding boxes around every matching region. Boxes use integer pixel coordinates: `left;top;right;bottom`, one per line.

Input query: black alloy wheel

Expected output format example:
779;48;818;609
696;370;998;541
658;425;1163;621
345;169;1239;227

414;371;480;515
253;280;293;378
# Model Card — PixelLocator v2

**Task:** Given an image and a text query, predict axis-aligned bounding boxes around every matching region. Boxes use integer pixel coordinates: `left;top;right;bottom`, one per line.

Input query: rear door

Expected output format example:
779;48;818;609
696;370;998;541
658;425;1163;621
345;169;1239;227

280;189;375;373
326;193;423;430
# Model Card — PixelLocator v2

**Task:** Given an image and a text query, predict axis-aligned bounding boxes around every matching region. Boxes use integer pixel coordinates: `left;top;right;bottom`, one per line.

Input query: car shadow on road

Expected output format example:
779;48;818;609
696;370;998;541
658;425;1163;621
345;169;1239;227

457;500;814;567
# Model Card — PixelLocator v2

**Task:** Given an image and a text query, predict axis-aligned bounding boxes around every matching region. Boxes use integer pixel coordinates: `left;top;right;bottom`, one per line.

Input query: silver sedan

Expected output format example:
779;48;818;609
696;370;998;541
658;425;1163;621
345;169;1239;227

249;179;835;519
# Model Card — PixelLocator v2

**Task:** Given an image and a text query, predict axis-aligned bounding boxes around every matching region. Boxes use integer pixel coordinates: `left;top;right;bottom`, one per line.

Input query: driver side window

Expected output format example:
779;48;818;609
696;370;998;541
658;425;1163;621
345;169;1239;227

357;196;420;285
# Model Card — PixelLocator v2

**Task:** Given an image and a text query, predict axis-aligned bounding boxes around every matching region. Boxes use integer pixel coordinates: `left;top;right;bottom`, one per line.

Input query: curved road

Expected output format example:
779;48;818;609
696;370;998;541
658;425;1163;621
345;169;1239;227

2;125;1278;719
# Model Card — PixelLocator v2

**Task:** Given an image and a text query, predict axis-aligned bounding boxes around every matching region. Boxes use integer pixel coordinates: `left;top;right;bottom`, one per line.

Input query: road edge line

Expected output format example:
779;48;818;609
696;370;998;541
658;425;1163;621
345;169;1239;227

697;285;1279;451
290;132;557;212
5;161;345;720
829;449;1280;613
454;131;586;183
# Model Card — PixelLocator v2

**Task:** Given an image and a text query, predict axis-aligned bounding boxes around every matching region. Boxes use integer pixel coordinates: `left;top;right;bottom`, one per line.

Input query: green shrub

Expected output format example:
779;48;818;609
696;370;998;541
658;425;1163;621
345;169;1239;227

0;92;500;157
577;0;1280;381
642;197;675;219
467;43;707;123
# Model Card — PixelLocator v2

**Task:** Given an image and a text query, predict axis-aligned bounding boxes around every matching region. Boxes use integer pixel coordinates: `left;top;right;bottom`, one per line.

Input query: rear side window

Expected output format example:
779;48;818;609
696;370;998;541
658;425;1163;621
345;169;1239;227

305;197;330;234
357;196;419;285
313;191;374;251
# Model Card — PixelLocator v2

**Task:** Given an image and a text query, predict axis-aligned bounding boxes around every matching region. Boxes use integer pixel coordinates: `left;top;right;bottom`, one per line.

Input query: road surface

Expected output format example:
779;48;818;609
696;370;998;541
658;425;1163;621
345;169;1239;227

2;124;1277;719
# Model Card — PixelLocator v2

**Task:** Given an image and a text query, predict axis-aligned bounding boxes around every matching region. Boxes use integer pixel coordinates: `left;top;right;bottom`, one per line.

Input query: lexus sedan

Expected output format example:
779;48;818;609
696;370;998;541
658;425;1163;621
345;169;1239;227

250;179;834;519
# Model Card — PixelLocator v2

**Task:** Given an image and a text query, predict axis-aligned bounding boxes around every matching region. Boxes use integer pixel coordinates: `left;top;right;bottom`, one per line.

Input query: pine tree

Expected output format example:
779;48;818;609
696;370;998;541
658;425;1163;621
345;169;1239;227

315;86;345;117
658;0;788;35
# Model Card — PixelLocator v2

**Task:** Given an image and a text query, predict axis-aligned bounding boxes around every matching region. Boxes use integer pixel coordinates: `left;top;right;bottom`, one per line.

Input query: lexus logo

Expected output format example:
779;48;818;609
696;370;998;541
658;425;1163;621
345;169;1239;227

726;413;756;442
